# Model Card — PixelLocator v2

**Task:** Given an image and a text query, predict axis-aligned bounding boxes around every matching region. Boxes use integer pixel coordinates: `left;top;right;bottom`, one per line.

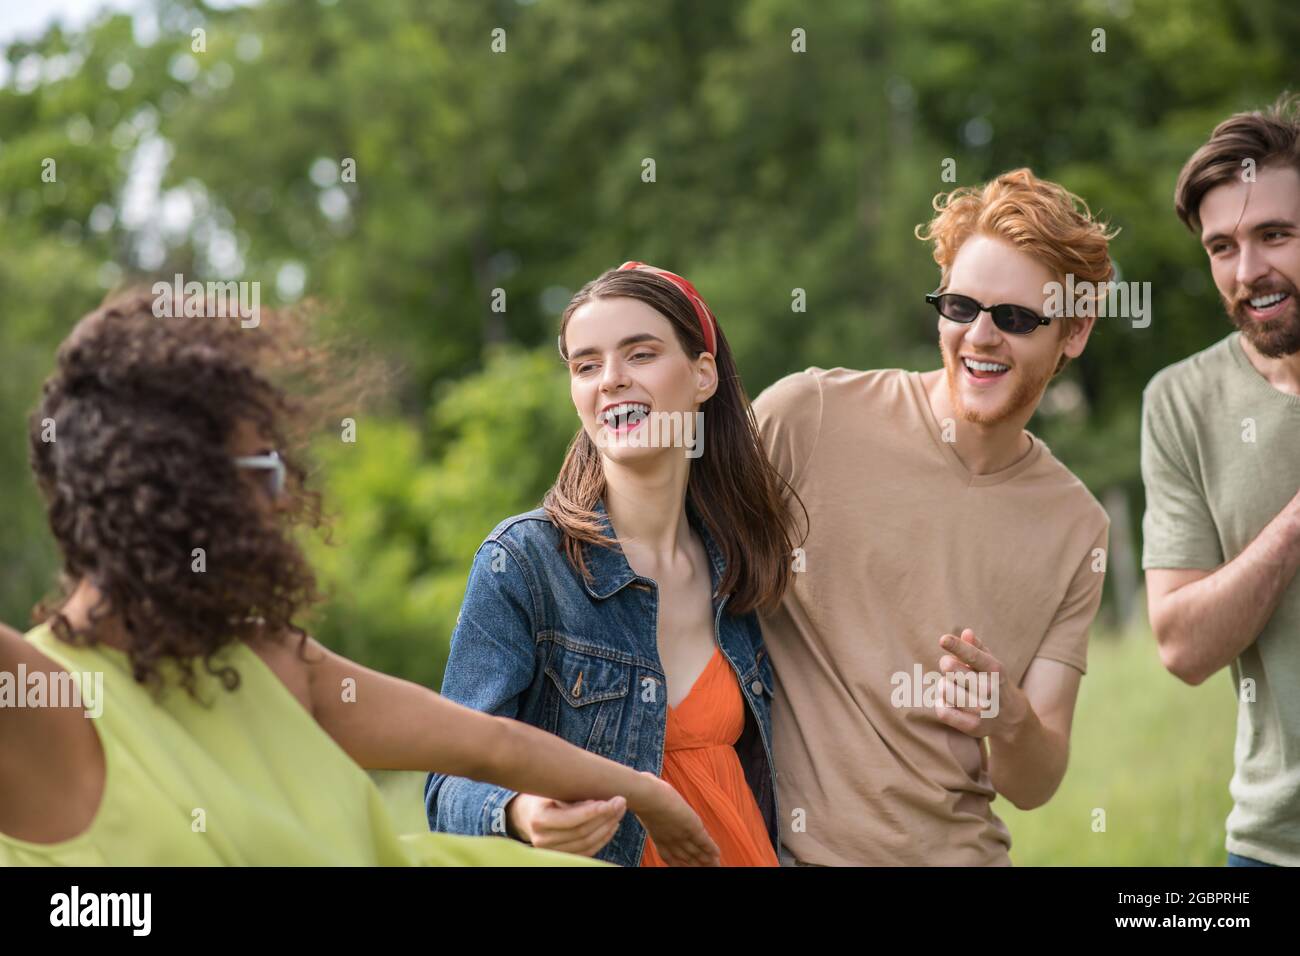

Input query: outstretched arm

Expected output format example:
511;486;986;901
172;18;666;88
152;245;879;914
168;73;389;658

285;635;717;865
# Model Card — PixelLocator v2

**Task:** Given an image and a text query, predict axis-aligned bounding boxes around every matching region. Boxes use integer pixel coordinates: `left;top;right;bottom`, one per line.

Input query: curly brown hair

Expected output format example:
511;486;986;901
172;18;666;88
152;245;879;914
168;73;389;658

28;287;357;697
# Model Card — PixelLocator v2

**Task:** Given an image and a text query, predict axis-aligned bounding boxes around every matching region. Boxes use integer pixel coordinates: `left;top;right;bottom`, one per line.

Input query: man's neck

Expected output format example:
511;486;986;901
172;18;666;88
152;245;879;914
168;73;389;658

1239;334;1300;398
922;369;1034;475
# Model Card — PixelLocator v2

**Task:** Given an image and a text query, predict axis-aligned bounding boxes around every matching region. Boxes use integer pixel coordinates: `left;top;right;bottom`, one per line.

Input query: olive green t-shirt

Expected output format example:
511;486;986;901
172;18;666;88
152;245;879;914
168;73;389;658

1140;332;1300;867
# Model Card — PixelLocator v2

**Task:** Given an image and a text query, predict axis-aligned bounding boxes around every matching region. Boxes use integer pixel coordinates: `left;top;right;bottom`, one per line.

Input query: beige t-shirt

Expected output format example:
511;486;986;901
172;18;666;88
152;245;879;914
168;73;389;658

753;367;1109;866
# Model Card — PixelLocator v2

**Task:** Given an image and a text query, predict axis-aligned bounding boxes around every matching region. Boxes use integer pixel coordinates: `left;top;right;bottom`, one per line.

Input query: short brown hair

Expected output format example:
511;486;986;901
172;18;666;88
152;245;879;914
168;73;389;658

915;167;1117;375
1175;93;1300;233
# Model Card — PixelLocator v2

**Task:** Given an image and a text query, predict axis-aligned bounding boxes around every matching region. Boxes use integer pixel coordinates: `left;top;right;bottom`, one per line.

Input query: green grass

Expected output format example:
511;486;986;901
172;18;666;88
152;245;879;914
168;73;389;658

1000;627;1237;865
374;626;1239;865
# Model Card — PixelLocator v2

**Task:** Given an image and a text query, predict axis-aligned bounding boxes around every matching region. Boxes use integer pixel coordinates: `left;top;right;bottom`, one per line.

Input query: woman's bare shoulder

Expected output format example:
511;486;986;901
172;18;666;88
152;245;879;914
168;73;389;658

244;632;319;717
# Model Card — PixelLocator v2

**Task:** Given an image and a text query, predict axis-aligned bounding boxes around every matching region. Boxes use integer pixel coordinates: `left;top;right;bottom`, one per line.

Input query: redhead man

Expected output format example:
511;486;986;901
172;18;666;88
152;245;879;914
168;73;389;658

754;169;1112;865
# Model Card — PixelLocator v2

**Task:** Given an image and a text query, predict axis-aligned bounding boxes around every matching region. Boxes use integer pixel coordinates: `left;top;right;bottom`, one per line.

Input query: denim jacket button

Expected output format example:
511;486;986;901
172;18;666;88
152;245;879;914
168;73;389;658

750;680;764;696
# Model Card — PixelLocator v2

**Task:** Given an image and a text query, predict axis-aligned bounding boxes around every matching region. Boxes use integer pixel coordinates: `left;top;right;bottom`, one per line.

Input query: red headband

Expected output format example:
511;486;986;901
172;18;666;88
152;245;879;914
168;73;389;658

617;260;718;356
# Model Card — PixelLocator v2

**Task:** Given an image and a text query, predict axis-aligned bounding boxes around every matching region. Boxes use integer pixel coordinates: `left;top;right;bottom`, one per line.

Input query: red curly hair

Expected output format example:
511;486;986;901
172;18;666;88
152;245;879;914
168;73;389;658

915;168;1118;374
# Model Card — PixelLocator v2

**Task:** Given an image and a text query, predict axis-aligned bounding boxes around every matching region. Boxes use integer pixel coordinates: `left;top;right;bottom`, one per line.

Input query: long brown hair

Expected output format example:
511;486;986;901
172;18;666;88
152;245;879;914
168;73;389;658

544;267;804;615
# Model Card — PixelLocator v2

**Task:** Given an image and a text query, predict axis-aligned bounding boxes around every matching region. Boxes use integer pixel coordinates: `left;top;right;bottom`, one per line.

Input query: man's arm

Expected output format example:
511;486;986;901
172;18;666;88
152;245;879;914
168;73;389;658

1138;379;1300;685
986;656;1079;810
1147;489;1300;686
935;515;1103;809
935;632;1079;810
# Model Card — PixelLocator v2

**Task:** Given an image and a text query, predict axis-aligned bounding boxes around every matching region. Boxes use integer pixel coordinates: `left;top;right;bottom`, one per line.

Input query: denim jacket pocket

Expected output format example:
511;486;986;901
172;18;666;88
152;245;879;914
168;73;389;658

542;640;633;757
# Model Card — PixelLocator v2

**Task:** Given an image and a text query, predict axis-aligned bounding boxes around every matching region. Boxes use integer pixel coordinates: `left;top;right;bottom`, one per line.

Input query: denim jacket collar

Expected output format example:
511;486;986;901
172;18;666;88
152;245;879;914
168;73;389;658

580;497;726;602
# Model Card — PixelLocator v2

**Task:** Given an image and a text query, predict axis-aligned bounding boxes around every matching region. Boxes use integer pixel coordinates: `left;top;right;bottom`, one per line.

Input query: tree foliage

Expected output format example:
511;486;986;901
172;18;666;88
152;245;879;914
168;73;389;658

3;0;1296;675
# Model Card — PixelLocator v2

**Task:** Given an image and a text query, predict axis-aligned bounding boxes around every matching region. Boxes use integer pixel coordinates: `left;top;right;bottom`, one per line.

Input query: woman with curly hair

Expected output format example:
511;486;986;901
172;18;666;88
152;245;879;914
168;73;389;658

0;289;719;866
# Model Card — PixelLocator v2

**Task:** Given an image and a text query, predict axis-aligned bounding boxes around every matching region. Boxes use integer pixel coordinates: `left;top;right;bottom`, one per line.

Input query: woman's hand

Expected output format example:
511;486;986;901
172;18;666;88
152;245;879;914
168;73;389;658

509;775;720;866
629;772;720;866
505;793;626;856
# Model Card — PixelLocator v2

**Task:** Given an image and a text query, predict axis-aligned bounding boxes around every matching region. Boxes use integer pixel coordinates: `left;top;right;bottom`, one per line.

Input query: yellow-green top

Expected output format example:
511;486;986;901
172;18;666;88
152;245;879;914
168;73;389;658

0;624;604;867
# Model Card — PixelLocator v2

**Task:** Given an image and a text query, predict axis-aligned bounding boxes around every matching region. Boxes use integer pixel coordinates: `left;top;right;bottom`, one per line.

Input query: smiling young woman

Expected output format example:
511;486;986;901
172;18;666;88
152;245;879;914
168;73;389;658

427;262;806;866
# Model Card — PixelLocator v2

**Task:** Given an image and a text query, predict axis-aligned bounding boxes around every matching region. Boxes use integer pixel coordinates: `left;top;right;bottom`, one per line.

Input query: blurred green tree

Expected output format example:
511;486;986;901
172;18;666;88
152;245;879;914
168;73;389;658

304;346;573;687
3;0;1299;672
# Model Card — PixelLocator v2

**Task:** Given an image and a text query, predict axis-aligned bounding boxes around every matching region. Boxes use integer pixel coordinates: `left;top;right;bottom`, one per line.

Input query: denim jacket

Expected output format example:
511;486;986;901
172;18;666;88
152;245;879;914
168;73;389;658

425;499;779;866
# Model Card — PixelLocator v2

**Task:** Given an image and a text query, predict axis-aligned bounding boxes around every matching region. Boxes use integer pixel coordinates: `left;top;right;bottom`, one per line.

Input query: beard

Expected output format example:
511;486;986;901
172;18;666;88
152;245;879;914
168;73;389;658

1224;281;1300;358
940;339;1056;426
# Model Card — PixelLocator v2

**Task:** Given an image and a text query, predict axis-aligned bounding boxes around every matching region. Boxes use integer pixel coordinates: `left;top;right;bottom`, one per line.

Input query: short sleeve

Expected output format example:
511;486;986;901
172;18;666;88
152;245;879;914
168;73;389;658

752;369;825;492
1034;521;1109;675
1139;379;1223;570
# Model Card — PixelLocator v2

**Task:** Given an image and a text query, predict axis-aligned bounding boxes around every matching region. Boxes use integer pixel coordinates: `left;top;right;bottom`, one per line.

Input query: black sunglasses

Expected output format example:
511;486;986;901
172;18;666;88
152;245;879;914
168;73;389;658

925;292;1052;335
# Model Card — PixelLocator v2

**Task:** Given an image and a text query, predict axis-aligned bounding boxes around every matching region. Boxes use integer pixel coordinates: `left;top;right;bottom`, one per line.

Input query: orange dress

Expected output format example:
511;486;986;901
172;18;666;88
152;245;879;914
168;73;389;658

640;647;779;867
